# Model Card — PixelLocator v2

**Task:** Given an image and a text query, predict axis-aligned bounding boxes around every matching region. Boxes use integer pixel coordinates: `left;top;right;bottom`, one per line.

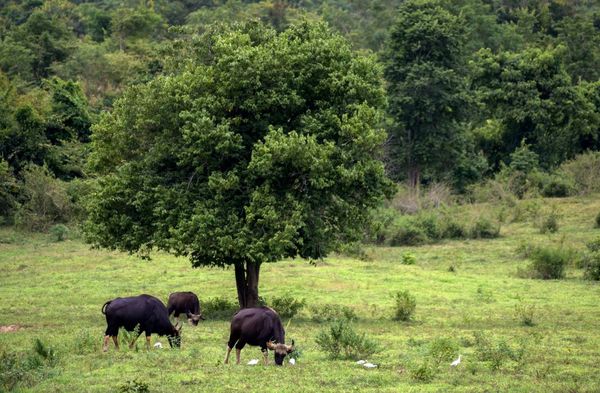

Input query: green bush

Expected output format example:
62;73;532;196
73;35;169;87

315;319;379;360
442;218;467;239
0;159;19;222
50;224;69;242
310;304;357;322
538;211;559;234
529;246;571;279
514;302;536;326
393;290;416;322
401;252;416;265
202;297;239;319
581;252;600;281
409;361;436;383
586;238;600;252
558;151;600;195
414;212;443;241
595;212;600;229
0;339;58;391
15;165;75;231
389;221;429;246
428;337;459;365
269;295;306;319
469;217;500;239
540;175;575;197
118;380;150;393
473;332;525;371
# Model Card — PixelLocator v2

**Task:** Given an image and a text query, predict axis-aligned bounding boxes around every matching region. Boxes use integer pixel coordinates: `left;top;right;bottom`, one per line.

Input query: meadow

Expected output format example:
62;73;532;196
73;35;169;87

1;196;600;393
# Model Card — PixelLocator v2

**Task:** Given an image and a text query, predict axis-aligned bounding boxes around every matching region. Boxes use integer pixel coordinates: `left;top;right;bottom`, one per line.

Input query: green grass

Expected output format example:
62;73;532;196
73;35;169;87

1;196;600;392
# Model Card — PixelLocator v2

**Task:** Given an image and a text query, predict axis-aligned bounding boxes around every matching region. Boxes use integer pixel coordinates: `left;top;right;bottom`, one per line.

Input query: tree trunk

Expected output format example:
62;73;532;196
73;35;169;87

408;166;420;190
234;261;261;309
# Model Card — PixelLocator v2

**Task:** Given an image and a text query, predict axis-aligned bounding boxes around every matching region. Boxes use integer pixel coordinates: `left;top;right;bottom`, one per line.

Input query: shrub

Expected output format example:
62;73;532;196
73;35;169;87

315;319;379;360
414;212;443;241
473;332;525;371
202;297;239;319
0;339;58;391
401;252;416;265
469;217;500;239
15;165;74;231
409;361;436;383
393;290;416;321
50;224;69;242
586;238;600;253
538;211;559;234
0;159;18;222
428;337;459;365
310;304;357;322
269;295;305;319
442;218;467;239
389;221;429;246
514;302;536;326
558;151;600;195
118;380;150;393
540;175;575;197
529;246;571;279
596;212;600;228
581;252;600;281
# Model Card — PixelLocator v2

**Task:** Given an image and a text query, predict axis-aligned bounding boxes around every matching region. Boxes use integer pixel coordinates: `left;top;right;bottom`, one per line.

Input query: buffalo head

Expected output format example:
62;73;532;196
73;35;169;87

267;340;295;366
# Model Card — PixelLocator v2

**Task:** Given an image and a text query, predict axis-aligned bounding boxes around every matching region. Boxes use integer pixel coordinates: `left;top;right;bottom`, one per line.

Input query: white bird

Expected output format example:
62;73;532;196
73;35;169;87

356;360;366;365
247;359;259;365
153;342;163;349
451;355;462;367
363;362;377;368
289;358;296;365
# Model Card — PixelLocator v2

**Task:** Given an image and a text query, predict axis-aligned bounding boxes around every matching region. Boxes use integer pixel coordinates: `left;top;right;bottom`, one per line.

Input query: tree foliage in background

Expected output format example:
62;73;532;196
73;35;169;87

384;0;470;187
85;21;394;308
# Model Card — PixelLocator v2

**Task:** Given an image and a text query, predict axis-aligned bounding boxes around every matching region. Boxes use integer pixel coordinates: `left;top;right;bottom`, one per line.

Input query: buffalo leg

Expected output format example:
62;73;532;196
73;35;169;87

145;336;151;350
224;346;232;364
112;336;119;350
262;348;269;365
235;348;241;364
103;335;110;352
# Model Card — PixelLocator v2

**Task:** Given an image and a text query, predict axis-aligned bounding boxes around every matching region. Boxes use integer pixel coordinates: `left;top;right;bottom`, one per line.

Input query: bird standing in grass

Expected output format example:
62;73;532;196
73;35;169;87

451;355;462;367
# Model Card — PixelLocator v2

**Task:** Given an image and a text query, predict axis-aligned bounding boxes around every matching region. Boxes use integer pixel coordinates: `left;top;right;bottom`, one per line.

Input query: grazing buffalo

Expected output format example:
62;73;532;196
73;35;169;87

166;292;205;326
224;307;294;366
101;294;181;352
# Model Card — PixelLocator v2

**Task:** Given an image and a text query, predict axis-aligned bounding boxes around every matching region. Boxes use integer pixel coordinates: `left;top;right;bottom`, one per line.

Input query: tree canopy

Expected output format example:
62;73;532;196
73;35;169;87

85;20;394;307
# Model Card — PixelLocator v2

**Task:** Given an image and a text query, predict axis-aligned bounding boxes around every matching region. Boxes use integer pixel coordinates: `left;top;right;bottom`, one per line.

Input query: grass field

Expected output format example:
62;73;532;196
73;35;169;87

1;196;600;392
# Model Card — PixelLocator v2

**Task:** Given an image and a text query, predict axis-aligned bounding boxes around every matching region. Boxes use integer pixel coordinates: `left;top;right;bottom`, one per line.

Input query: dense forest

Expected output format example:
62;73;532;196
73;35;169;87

1;0;600;231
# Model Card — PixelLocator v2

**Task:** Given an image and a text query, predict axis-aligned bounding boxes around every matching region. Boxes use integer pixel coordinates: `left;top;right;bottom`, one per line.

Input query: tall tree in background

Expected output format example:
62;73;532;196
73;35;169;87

384;0;469;188
86;21;394;308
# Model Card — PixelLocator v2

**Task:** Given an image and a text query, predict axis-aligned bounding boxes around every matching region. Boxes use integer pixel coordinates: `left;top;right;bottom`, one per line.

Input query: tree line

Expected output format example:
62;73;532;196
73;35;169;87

1;0;600;306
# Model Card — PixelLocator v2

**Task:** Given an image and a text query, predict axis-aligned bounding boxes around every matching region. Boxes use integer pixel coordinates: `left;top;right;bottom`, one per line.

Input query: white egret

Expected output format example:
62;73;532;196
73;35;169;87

451;355;462;367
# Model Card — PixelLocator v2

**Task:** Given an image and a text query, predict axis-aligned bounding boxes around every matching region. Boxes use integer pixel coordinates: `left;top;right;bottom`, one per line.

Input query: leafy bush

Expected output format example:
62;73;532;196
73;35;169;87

315;319;379;360
0;339;58;391
15;165;75;231
50;224;69;242
473;332;525;371
202;297;239;319
268;295;305;319
442;218;467;239
118;380;150;393
529;246;572;279
393;290;416;322
580;252;600;281
469;217;500;239
389;220;429;246
409;361;436;383
401;252;416;265
428;337;459;364
586;238;600;252
558;151;600;195
538;211;559;234
414;212;443;241
0;159;19;222
596;211;600;228
310;304;357;322
539;175;575;197
514;302;536;326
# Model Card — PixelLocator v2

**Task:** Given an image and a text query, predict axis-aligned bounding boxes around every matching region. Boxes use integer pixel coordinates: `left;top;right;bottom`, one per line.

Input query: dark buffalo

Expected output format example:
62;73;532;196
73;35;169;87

167;292;205;326
101;294;181;351
224;307;294;366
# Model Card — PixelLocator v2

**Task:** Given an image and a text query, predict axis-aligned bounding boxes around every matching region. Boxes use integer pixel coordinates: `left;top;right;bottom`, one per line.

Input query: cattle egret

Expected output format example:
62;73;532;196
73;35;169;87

363;362;377;368
247;359;259;365
356;360;366;365
289;358;296;365
153;342;163;349
451;355;462;367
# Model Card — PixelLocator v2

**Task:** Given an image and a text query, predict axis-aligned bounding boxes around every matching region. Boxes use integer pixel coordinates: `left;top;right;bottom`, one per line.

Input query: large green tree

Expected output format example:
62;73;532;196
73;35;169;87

384;0;470;187
86;21;393;308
